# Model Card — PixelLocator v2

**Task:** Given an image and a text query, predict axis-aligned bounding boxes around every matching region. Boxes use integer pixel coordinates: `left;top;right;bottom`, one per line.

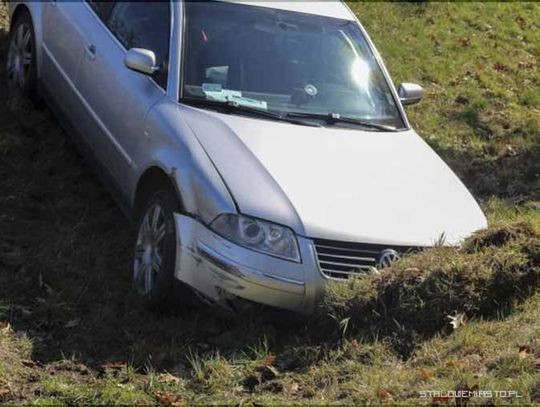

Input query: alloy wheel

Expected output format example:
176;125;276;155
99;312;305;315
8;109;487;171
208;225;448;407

6;23;33;89
133;203;166;296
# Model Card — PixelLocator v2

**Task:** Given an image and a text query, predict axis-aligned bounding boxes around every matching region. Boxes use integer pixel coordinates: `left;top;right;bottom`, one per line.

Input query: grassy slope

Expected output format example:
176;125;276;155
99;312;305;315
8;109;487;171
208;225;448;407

0;1;539;405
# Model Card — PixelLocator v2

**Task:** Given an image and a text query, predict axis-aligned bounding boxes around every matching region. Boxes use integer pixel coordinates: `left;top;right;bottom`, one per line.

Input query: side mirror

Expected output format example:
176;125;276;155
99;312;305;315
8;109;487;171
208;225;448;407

124;48;159;75
398;83;424;106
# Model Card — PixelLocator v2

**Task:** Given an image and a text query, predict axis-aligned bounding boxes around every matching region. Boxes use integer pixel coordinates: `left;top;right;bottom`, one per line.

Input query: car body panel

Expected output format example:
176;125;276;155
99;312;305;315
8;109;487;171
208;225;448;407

181;109;487;246
174;214;325;313
74;2;166;199
178;104;307;235
140;101;238;223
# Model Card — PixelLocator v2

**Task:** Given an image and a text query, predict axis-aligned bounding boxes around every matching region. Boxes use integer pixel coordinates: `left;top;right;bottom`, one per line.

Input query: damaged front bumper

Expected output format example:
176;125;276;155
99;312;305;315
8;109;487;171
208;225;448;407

173;214;327;314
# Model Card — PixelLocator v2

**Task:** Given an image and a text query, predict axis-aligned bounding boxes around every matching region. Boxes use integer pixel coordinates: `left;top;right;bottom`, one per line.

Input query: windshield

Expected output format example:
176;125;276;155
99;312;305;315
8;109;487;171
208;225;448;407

181;1;406;129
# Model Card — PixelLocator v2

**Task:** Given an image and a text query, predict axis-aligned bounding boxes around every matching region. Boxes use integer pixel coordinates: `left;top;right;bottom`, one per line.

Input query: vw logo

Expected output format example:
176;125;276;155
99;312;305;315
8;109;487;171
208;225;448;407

377;249;400;269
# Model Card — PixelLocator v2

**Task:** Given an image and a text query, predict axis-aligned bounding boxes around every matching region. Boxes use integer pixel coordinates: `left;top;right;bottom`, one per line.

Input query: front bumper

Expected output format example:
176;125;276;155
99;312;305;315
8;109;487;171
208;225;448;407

174;214;328;314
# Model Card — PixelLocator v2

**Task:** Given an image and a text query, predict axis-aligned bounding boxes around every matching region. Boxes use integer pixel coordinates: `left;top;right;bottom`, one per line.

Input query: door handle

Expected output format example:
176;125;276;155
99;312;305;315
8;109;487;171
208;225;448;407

85;44;96;61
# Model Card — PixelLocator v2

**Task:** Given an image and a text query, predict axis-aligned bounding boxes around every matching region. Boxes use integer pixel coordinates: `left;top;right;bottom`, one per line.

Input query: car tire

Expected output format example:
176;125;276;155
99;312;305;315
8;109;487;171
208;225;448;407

133;189;193;310
6;11;39;102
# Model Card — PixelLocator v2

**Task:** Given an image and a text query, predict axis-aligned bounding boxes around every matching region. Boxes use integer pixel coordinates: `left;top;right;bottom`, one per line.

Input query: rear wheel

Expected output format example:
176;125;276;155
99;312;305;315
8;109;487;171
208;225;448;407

133;189;190;309
6;12;38;101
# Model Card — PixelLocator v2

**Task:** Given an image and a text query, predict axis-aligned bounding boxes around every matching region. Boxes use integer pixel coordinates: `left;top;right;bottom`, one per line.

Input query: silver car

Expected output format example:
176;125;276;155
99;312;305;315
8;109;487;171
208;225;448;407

6;1;487;314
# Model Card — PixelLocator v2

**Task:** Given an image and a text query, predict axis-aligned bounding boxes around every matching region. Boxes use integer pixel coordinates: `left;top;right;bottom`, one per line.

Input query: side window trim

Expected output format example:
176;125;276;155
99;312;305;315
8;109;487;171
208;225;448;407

82;1;169;94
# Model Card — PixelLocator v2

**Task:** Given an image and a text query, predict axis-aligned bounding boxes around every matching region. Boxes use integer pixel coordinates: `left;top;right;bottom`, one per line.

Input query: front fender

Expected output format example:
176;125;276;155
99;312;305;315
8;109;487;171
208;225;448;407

135;100;237;224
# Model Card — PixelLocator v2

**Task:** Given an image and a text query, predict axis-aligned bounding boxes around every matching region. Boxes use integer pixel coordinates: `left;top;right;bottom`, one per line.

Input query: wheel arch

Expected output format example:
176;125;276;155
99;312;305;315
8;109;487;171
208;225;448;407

10;4;31;29
133;166;185;221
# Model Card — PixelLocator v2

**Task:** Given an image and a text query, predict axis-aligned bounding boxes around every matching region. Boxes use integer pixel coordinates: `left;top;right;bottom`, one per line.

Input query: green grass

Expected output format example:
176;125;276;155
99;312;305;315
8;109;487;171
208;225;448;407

0;1;539;405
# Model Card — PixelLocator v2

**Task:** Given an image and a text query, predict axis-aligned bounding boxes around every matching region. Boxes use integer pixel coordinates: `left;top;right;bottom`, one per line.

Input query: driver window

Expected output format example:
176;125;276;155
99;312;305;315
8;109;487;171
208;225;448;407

107;1;171;89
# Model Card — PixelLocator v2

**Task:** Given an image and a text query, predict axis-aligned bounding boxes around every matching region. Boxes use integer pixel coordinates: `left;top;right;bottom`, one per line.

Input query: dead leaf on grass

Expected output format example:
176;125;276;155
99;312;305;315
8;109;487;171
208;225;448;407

159;373;181;384
287;382;300;394
264;353;276;367
64;319;80;329
417;368;434;380
448;313;466;330
432;395;452;404
0;381;11;398
156;391;183;406
447;359;466;369
101;361;127;370
493;62;509;72
518;345;534;358
376;388;392;401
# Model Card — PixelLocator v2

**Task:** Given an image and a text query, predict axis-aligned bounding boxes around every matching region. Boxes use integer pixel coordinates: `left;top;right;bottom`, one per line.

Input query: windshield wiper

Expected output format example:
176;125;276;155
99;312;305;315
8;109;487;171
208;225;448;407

285;112;398;132
180;97;321;128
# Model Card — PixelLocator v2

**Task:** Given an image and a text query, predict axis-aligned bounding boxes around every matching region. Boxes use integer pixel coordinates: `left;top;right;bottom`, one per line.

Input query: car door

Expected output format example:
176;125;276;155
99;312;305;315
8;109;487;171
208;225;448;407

41;1;88;122
75;1;171;201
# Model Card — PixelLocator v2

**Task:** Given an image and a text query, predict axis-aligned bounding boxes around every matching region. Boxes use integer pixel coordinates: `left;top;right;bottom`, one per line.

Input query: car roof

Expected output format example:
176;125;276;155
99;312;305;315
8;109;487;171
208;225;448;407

220;1;356;21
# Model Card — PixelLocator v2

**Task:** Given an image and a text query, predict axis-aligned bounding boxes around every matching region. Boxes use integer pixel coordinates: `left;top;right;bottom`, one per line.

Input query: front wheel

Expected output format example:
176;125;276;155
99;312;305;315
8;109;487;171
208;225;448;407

133;190;188;308
6;12;38;101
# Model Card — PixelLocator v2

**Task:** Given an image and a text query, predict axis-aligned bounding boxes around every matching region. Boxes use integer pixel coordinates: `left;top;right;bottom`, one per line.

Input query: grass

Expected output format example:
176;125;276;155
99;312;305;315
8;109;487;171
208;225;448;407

0;1;539;405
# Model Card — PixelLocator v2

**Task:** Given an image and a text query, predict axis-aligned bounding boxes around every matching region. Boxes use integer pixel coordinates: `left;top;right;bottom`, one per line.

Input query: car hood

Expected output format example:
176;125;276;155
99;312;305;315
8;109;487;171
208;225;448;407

181;106;487;246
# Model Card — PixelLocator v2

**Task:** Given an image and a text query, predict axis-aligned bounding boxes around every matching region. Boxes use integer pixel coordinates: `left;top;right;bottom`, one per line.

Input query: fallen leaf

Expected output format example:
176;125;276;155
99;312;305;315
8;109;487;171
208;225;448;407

264;354;276;367
417;368;434;380
447;359;465;369
518;345;533;354
432;395;452;404
288;382;300;394
0;381;10;397
156;391;182;406
101;361;126;370
64;319;80;329
377;388;392;401
448;313;466;330
519;345;534;359
159;373;180;384
156;392;173;406
493;62;509;72
458;37;471;47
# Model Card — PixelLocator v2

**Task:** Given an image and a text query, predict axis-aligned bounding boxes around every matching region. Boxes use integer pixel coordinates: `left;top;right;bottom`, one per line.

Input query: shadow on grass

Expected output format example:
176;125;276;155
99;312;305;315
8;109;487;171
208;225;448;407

431;96;540;202
434;138;540;203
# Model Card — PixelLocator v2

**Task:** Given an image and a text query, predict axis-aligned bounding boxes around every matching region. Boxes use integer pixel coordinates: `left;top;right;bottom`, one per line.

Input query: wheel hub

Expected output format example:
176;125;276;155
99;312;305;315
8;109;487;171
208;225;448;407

133;204;166;296
6;23;32;89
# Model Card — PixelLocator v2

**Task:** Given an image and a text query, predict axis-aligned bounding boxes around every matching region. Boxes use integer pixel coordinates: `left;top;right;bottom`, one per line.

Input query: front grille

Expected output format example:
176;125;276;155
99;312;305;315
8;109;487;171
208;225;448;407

313;238;417;279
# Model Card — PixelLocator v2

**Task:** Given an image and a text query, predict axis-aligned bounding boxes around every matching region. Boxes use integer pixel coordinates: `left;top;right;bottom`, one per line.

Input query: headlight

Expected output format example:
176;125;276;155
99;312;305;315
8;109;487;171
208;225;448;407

210;214;301;263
